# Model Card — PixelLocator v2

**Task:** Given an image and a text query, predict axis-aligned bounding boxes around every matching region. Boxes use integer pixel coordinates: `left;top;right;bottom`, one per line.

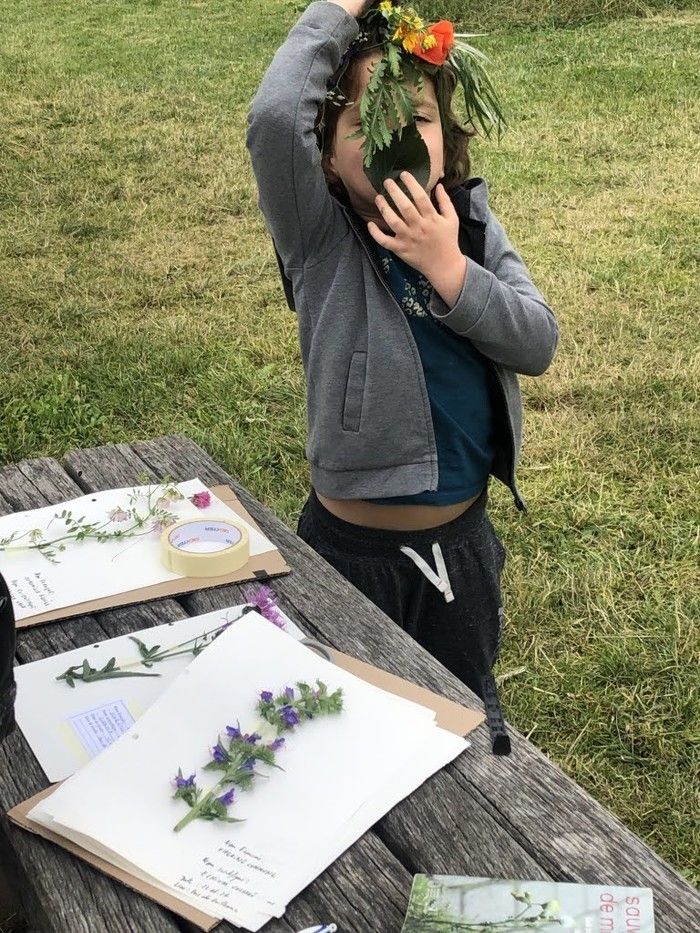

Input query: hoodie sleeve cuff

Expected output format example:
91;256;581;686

429;259;495;336
299;1;360;41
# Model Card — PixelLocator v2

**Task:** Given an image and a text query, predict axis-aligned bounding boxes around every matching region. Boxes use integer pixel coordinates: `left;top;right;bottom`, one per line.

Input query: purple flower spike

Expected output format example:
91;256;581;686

212;741;229;763
218;787;236;807
281;705;300;727
244;732;261;745
225;724;241;739
284;686;295;700
241;584;287;630
173;771;196;789
260;691;273;703
270;737;285;752
242;757;256;771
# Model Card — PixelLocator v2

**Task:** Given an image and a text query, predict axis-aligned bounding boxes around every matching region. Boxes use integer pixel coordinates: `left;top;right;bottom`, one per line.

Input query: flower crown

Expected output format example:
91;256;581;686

323;1;506;192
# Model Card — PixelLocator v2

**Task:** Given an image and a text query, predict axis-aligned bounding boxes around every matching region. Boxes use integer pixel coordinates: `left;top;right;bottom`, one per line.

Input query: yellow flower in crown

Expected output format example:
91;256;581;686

392;21;426;52
379;1;395;12
394;26;420;53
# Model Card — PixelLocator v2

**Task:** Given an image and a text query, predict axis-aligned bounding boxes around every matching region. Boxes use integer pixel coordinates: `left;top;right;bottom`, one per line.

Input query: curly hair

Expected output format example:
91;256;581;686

316;32;476;196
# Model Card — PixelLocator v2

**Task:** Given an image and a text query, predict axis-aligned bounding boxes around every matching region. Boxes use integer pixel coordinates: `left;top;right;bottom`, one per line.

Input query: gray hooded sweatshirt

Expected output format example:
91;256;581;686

247;2;558;508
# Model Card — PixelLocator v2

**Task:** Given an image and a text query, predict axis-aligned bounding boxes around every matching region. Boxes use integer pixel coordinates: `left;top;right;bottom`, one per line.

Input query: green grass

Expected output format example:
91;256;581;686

1;0;698;884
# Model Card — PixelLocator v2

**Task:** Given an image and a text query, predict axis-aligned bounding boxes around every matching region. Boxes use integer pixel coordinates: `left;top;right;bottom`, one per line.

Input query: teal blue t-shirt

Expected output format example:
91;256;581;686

370;245;495;505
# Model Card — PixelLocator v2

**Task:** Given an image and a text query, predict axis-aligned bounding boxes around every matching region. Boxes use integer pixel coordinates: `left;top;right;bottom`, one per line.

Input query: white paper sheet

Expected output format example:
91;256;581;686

15;604;306;781
0;479;277;621
30;616;466;928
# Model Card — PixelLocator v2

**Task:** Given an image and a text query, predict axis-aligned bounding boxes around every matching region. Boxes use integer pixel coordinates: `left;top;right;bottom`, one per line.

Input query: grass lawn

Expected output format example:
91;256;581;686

1;0;698;884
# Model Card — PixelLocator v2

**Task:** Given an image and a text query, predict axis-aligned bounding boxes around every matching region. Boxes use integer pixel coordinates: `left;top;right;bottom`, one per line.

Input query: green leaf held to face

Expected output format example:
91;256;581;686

364;120;431;195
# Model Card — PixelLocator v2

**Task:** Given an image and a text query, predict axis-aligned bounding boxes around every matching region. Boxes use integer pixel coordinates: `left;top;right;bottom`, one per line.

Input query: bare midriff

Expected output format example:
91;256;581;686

315;491;482;531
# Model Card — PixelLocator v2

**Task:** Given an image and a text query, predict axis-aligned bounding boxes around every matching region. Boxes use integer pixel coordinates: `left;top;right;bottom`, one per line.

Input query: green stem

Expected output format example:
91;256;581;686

139;625;227;665
173;785;220;833
0;518;151;554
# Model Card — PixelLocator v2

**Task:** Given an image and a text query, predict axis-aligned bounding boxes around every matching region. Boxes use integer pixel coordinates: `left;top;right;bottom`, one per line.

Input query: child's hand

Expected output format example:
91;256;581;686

367;172;468;307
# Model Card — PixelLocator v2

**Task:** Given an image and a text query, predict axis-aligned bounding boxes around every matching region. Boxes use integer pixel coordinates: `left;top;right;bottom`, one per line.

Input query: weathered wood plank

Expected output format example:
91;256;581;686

125;435;700;932
64;442;158;489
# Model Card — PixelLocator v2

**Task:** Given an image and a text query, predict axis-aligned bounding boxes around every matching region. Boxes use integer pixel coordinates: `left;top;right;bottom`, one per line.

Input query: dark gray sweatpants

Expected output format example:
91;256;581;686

297;487;506;701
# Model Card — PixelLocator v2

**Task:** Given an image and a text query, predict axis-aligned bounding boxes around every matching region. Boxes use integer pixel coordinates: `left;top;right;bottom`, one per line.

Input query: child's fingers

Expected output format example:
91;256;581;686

366;220;395;249
383;178;419;223
375;194;406;233
435;183;456;217
399;171;434;216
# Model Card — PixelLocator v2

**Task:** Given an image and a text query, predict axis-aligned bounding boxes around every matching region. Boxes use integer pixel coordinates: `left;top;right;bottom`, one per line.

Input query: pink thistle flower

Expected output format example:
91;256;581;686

241;584;286;630
189;491;211;509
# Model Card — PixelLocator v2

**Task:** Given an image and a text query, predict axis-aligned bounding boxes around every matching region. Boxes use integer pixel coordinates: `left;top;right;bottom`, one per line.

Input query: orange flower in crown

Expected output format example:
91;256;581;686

413;20;455;66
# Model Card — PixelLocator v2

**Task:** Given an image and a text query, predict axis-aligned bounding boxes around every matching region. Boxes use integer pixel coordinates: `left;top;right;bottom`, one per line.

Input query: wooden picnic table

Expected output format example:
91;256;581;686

0;435;697;933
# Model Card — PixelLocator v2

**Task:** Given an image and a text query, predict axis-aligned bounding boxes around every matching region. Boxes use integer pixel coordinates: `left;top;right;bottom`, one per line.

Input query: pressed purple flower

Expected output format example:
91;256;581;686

260;691;273;703
281;705;300;727
225;724;241;739
241;584;286;629
284;686;295;700
270;737;285;752
242;757;256;771
211;741;229;763
244;732;261;745
173;771;196;789
217;787;236;807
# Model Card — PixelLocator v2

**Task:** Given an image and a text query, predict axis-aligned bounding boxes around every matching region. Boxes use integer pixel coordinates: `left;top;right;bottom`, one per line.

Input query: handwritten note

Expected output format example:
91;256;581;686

172;840;286;925
68;701;135;758
7;572;56;613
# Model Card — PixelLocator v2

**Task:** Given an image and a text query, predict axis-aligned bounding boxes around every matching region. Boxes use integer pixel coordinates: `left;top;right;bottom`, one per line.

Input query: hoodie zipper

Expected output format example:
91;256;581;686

343;208;440;492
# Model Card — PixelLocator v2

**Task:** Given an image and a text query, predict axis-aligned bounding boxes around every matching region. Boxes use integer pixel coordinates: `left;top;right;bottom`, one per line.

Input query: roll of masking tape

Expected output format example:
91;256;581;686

161;518;250;578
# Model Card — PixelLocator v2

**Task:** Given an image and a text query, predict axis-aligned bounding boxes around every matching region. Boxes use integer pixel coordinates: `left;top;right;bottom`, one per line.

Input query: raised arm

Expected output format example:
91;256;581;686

246;2;363;271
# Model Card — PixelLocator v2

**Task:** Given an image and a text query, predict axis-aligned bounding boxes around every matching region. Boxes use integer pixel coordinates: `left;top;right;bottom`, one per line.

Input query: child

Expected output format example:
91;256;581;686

247;1;558;713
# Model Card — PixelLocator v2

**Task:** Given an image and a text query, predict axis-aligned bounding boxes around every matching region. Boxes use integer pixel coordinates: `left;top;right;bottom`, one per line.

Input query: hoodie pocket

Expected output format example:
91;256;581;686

342;351;367;433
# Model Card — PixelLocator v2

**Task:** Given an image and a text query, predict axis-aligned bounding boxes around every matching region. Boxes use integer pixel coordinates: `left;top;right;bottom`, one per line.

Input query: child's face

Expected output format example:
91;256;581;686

327;54;445;227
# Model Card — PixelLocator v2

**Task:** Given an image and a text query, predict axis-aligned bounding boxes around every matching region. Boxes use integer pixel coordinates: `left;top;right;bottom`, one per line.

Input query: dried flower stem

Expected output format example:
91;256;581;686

0;476;183;564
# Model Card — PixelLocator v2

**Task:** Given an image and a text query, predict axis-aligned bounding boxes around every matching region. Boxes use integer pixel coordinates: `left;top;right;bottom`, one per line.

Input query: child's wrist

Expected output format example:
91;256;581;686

425;253;468;309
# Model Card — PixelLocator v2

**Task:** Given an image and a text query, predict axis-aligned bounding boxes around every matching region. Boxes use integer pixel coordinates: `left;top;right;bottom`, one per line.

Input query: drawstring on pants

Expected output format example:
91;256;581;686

399;542;454;603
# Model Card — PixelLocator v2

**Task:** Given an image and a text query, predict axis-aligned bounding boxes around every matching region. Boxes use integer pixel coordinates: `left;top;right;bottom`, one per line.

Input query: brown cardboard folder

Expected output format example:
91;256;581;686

8;651;484;929
16;485;290;629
